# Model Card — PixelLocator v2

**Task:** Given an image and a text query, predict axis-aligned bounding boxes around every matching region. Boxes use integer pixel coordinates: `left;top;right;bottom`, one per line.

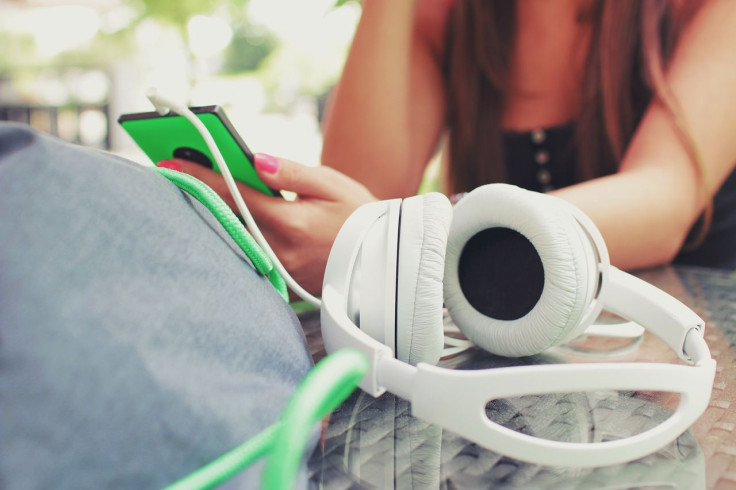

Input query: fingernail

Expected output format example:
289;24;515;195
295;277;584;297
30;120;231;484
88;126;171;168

157;160;183;172
254;153;278;174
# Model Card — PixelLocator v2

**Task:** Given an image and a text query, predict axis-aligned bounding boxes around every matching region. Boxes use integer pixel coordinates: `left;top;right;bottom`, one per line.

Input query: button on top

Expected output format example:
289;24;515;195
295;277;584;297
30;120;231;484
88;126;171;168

537;168;551;185
535;150;549;165
531;129;546;144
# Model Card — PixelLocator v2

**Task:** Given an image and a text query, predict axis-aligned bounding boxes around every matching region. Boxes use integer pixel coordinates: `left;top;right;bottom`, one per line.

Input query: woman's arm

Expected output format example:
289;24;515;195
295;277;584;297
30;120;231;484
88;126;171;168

554;0;736;270
321;0;450;199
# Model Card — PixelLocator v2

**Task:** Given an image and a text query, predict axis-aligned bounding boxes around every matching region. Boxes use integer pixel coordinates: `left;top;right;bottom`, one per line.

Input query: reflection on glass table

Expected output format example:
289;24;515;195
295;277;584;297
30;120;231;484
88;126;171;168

300;266;736;489
310;391;703;489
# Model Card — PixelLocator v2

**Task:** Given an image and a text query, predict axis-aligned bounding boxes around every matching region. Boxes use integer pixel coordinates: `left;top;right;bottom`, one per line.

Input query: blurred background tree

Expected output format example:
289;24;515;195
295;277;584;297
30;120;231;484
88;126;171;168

0;0;274;72
141;0;248;28
0;0;361;164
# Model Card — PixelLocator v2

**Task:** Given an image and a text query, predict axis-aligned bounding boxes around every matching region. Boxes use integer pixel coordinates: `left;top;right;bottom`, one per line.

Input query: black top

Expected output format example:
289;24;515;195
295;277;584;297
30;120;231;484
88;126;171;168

501;125;736;270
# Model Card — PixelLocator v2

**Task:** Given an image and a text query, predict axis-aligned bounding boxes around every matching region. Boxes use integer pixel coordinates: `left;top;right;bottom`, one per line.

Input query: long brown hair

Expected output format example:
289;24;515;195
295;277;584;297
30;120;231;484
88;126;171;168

444;0;709;242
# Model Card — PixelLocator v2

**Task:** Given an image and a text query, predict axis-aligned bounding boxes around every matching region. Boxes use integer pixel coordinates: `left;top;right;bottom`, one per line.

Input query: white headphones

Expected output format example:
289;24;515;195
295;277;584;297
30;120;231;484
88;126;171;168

320;183;716;468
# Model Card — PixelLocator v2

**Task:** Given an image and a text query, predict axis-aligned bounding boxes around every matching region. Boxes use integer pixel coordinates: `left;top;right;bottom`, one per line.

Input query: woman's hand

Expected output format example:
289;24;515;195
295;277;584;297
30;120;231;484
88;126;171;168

157;154;376;297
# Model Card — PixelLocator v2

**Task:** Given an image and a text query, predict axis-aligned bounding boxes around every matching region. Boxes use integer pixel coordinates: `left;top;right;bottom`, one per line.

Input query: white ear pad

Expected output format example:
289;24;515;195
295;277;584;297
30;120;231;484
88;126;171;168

396;193;452;365
444;184;596;357
557;201;610;344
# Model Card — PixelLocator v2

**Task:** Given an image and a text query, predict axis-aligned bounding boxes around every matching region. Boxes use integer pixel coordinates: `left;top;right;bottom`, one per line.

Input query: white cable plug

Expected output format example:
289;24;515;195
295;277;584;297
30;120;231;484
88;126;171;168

146;89;321;307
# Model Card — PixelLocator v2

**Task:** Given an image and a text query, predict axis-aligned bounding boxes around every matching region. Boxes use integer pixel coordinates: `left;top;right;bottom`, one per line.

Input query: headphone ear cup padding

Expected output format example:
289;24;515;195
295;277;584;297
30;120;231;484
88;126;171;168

444;184;592;357
396;193;452;365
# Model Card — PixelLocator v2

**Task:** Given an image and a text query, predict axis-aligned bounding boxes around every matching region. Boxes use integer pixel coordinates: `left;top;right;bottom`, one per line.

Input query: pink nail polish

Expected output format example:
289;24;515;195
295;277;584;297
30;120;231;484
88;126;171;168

254;153;279;174
157;160;183;172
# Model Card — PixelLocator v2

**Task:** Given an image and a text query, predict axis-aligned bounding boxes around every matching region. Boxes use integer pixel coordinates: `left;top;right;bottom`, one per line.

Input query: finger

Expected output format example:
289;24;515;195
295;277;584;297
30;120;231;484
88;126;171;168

157;158;274;217
157;158;224;185
253;153;366;201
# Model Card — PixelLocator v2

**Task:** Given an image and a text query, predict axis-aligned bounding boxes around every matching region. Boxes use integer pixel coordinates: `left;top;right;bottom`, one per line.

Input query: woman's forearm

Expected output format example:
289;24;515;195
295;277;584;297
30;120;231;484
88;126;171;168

322;0;416;196
321;0;446;198
551;166;699;270
557;0;736;271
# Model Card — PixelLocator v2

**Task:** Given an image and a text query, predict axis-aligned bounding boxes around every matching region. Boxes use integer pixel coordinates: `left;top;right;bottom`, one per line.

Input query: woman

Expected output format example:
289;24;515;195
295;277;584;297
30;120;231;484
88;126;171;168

162;0;736;296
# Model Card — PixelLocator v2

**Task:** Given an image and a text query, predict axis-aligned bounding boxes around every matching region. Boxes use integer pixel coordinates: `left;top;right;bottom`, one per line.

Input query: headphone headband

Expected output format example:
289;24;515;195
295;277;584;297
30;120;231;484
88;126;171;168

322;283;715;467
606;268;705;362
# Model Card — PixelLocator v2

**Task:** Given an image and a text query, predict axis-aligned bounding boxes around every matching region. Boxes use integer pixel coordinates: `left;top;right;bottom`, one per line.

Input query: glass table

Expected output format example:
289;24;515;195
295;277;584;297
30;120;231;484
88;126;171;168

300;266;736;489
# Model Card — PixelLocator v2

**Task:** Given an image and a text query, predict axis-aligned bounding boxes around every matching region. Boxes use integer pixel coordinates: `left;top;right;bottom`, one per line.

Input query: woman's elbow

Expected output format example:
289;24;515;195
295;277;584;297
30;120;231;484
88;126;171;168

617;215;695;271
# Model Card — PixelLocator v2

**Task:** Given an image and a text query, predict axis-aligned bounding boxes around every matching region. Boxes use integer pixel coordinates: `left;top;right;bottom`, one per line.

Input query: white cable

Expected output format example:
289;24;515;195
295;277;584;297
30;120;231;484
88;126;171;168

146;89;321;307
443;336;472;348
442;310;474;357
441;345;472;358
441;334;474;358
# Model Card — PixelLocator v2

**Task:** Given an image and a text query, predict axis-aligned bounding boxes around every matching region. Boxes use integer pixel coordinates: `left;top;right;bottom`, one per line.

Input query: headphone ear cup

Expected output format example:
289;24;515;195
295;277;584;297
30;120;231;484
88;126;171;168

444;184;595;357
348;200;401;349
396;193;452;365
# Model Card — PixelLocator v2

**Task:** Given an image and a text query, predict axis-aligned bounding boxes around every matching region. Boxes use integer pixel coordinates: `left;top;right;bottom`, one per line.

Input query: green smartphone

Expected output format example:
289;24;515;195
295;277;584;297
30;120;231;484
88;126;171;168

118;105;279;197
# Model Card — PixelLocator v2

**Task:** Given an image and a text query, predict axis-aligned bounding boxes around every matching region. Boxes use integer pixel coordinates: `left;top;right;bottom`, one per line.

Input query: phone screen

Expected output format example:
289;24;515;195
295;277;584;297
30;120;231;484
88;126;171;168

118;106;278;197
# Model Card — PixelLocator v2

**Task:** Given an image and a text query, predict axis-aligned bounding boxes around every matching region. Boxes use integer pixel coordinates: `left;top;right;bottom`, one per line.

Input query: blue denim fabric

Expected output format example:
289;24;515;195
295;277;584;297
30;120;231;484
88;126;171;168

0;124;314;489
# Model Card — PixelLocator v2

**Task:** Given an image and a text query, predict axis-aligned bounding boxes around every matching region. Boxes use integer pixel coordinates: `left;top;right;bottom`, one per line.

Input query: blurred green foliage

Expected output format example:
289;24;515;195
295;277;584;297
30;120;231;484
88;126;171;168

2;0;270;71
223;25;277;73
140;0;249;32
0;33;36;72
2;0;369;73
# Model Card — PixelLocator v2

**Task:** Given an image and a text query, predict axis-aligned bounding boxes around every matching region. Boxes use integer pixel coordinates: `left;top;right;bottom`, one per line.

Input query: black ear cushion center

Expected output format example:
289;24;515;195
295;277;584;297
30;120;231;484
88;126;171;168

458;228;544;321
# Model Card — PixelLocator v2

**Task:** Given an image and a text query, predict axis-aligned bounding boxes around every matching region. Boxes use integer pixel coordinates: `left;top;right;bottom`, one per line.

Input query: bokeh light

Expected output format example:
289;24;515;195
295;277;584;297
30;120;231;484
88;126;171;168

0;0;362;167
188;15;234;58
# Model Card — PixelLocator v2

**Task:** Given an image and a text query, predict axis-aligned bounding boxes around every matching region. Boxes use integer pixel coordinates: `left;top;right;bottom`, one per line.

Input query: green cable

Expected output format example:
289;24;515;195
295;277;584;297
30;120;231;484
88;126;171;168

164;424;279;490
163;349;369;490
154;167;288;302
262;349;369;489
